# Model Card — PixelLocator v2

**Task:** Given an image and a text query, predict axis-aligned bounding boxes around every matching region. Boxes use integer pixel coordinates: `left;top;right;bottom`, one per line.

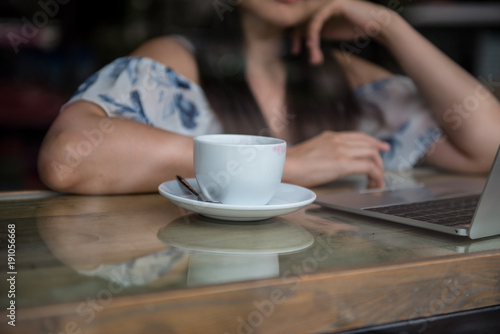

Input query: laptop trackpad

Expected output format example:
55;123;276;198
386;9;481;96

361;185;437;207
317;179;485;210
362;180;484;208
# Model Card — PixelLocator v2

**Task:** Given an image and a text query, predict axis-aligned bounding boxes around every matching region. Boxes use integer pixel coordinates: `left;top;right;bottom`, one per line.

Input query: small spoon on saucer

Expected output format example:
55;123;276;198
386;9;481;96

176;175;221;204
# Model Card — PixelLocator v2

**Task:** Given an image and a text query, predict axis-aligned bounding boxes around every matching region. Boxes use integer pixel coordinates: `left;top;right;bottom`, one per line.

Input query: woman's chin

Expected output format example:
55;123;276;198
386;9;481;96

242;0;318;29
261;13;308;29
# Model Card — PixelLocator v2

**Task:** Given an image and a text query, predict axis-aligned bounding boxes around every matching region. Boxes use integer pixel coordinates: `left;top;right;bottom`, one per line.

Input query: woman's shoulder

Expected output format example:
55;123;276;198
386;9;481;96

129;35;200;84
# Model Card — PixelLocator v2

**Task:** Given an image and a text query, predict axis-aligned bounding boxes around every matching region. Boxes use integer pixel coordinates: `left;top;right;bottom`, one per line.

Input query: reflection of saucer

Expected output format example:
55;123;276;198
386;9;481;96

158;178;316;221
157;214;314;254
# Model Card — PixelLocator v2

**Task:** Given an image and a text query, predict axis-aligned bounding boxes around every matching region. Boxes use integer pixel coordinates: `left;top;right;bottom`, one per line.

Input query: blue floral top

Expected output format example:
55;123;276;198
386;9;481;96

66;56;442;171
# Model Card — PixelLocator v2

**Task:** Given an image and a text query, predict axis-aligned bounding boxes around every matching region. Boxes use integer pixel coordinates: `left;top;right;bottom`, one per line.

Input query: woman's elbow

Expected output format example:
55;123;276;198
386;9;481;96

37;134;82;193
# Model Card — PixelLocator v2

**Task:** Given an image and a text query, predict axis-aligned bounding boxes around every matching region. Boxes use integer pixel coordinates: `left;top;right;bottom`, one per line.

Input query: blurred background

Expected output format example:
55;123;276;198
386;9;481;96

0;0;499;191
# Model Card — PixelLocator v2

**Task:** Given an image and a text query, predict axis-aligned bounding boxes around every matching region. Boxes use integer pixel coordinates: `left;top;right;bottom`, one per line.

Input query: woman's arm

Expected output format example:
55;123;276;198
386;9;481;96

381;12;500;172
302;0;500;173
38;101;195;194
38;37;199;194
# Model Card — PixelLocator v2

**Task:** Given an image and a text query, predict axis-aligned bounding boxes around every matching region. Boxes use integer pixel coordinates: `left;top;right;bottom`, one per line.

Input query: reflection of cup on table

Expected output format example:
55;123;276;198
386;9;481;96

187;252;279;287
157;214;314;286
194;134;286;206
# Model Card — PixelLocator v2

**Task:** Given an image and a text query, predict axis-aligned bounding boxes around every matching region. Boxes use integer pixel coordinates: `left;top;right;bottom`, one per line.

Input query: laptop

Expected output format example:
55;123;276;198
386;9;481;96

315;146;500;239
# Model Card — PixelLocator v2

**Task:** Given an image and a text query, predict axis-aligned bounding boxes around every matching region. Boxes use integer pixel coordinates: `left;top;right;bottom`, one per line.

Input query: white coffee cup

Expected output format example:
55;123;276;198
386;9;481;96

193;134;287;206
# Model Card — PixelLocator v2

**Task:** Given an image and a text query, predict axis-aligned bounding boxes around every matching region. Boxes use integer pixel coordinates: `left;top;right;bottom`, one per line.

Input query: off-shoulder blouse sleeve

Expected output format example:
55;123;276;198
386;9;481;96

355;75;444;171
65;56;223;136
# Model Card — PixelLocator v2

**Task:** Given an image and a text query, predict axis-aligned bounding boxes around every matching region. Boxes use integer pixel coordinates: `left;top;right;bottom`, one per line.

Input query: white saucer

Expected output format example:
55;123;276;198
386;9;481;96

158;178;316;221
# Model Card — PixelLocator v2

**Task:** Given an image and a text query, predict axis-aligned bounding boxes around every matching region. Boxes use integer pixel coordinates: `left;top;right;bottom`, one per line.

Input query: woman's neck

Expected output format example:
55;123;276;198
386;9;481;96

241;11;291;141
241;11;285;69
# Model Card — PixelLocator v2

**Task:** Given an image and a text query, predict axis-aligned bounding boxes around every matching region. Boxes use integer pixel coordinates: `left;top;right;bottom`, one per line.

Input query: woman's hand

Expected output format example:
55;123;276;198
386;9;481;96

291;0;397;64
283;131;390;188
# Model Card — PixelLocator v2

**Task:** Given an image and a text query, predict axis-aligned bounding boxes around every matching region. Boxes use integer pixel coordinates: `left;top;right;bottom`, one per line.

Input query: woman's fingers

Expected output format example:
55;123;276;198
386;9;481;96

284;131;389;187
317;155;385;188
291;27;302;55
337;132;390;178
346;159;385;188
319;130;389;152
339;131;391;151
306;3;334;64
306;0;344;65
341;145;386;171
302;0;395;64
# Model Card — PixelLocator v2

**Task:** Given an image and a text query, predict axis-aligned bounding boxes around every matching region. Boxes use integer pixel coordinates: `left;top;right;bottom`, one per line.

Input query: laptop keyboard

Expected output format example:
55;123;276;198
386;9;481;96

365;195;481;227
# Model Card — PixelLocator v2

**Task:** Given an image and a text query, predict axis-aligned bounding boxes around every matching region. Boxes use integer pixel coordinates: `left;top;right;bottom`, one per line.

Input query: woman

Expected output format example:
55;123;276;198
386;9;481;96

38;0;500;194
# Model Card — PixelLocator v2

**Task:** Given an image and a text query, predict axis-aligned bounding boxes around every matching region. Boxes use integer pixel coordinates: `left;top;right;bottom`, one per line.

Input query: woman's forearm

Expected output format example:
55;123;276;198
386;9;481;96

38;101;194;194
381;12;500;168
